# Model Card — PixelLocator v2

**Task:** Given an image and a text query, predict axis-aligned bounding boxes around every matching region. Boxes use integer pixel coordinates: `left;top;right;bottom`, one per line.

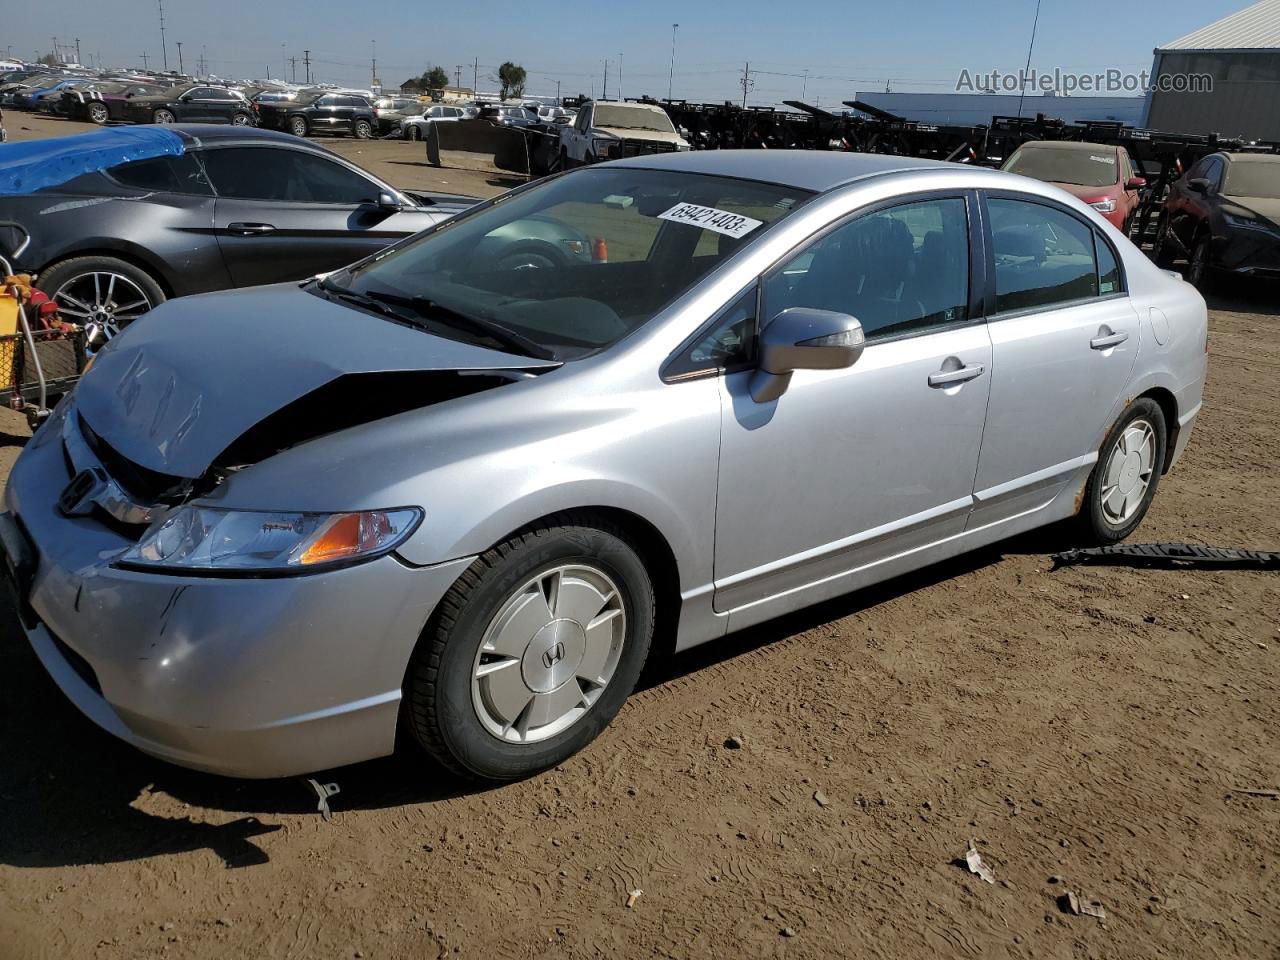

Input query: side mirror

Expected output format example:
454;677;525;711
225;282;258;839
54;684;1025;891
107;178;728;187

376;191;402;211
749;307;865;403
1125;176;1146;190
1187;177;1210;194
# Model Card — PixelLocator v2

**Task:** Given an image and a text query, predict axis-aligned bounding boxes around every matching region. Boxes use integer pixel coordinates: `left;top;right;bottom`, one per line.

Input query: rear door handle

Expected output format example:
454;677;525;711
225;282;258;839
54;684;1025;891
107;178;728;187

1090;331;1128;350
928;364;985;387
226;222;276;235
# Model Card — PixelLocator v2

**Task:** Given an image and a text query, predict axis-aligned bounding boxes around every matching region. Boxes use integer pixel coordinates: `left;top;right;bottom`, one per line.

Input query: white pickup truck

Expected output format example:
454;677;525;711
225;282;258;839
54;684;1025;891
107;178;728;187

558;100;690;167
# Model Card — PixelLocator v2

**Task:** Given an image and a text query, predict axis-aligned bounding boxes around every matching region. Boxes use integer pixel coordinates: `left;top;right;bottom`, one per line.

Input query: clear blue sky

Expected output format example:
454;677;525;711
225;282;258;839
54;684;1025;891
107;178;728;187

6;0;1252;105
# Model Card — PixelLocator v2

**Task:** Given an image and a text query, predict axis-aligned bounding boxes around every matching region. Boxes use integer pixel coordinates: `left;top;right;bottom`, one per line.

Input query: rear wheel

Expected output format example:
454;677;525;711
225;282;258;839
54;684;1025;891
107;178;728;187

289;115;308;137
39;256;165;349
1078;398;1167;544
87;102;109;125
353;119;373;139
405;517;655;781
152;108;176;124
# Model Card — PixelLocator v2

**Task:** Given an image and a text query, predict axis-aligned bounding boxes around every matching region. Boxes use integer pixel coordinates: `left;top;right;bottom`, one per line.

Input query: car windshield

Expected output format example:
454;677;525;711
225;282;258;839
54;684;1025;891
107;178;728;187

1224;161;1280;200
592;104;675;133
1004;146;1119;188
330;168;811;359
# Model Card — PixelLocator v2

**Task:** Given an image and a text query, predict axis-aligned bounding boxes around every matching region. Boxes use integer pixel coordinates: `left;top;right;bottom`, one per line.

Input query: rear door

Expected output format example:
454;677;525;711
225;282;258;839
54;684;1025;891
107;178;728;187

968;192;1140;528
201;144;443;286
311;94;343;133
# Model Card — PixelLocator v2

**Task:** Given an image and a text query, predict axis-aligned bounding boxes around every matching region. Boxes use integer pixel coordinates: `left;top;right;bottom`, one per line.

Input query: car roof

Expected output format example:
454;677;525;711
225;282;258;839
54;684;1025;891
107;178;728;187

607;149;993;193
1221;152;1280;164
170;125;314;148
1015;140;1117;153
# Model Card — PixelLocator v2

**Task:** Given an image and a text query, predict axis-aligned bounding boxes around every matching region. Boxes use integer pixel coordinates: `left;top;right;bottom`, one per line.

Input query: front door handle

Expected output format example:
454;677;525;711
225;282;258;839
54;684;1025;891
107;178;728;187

928;364;985;387
1090;331;1129;350
226;222;276;235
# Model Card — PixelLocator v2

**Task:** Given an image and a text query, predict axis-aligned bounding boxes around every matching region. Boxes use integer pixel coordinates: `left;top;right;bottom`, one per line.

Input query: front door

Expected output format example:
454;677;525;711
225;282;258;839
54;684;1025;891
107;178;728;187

969;193;1141;527
200;145;438;286
712;194;992;616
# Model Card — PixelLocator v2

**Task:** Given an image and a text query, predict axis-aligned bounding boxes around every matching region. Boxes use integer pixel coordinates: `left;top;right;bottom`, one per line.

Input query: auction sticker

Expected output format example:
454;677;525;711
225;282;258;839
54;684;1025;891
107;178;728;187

657;203;764;239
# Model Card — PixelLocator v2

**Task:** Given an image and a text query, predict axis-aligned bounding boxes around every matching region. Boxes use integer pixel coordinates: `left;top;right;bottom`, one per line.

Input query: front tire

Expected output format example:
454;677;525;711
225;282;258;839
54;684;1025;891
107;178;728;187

87;102;110;125
1078;398;1167;544
289;116;308;138
405;516;655;782
1187;234;1216;293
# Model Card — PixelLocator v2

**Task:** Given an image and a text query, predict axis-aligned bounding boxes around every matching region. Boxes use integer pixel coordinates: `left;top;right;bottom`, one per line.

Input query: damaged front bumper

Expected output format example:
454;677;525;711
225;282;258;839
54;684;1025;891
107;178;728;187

2;413;473;779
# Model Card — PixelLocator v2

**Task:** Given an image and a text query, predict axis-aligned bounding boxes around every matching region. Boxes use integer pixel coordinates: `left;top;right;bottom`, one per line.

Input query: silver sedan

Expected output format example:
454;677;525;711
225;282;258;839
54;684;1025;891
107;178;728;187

2;150;1208;781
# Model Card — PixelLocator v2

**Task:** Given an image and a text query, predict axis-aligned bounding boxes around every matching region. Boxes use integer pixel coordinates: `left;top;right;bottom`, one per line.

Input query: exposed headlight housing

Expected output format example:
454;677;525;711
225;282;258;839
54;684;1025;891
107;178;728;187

1224;212;1280;235
118;506;423;574
1087;198;1117;214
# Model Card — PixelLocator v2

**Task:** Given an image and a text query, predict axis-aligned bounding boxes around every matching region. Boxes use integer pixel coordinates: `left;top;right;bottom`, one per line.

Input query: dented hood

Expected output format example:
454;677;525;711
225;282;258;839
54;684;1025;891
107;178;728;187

75;284;557;479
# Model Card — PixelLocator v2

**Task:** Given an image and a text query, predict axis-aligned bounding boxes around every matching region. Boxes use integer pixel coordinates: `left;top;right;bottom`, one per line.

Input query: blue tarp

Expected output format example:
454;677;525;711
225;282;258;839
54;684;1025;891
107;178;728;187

0;127;185;196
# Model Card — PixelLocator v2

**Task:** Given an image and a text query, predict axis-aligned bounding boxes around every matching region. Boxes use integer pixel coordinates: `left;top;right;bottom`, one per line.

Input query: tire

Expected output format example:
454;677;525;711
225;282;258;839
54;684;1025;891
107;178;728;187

87;102;110;125
405;124;421;141
1078;398;1168;544
231;112;253;126
405;516;656;782
153;109;176;124
353;119;372;139
1151;213;1174;267
1186;234;1216;293
289;115;308;138
39;255;165;345
558;148;570;171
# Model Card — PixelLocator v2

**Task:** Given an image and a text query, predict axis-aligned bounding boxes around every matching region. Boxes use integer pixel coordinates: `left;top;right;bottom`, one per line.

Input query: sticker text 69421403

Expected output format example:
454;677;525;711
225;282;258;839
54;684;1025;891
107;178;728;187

656;203;764;239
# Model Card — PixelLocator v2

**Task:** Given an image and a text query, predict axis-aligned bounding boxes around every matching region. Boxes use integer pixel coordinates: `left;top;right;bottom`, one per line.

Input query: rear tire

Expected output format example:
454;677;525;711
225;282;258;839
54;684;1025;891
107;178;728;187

39;255;165;344
1078;398;1167;544
405;516;655;782
353;119;372;139
231;112;252;126
152;109;176;124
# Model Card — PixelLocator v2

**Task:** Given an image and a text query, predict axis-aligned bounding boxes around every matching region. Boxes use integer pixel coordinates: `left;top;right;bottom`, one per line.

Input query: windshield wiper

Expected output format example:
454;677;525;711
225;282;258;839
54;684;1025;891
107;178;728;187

364;290;556;361
316;277;414;321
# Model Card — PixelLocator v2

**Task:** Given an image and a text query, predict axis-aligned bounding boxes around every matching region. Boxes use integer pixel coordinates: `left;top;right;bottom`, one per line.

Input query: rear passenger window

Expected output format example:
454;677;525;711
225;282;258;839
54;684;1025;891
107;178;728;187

988;198;1098;313
1096;236;1121;295
110;154;212;195
764;197;970;340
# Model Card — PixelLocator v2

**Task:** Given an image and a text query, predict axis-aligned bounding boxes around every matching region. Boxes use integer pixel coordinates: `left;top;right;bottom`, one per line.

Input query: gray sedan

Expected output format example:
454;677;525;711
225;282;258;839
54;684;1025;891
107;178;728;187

2;151;1207;782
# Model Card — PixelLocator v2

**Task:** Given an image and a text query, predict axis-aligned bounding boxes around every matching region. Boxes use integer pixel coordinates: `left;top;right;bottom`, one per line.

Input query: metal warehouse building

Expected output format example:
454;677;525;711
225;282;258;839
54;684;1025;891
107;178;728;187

1143;0;1280;140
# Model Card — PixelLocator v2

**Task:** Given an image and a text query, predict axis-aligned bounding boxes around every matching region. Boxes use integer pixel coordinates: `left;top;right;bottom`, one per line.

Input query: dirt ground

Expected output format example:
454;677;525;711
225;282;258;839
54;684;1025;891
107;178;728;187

1;111;1279;960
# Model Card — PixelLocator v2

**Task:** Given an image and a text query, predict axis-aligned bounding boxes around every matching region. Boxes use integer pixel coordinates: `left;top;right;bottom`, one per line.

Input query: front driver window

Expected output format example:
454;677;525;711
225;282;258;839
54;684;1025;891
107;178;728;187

200;147;380;204
765;197;971;340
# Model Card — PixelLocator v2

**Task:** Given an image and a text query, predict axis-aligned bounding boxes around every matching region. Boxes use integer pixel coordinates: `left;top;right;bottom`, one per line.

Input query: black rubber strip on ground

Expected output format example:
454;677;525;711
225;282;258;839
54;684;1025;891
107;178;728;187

1052;542;1280;570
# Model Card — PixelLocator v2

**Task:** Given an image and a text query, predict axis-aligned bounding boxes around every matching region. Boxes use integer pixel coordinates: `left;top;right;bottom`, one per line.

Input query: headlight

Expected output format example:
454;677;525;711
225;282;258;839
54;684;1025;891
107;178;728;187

118;506;423;574
1087;198;1116;214
1224;213;1280;235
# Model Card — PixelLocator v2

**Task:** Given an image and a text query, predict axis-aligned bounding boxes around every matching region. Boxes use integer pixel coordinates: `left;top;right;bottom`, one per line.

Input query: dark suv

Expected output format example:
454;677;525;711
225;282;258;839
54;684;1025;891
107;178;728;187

255;91;376;138
122;84;255;126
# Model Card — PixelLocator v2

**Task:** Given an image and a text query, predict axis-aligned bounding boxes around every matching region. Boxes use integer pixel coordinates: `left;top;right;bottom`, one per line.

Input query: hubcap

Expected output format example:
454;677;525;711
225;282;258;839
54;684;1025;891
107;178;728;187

1100;419;1156;525
53;272;153;347
471;564;626;743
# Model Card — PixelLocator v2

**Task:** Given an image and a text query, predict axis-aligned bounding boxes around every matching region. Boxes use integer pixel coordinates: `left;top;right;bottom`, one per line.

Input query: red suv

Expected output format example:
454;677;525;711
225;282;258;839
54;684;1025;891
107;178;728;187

1002;141;1145;233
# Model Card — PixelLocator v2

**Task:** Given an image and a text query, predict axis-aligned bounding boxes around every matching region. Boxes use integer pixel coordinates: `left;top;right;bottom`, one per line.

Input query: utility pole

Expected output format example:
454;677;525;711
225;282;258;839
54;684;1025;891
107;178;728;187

740;61;753;108
281;42;286;81
602;59;608;100
157;0;168;71
473;57;478;95
303;50;311;85
455;65;462;90
668;23;678;100
370;39;376;89
801;69;808;100
74;37;81;64
618;53;623;101
290;57;297;82
141;51;149;69
51;36;58;63
176;41;183;75
555;79;561;104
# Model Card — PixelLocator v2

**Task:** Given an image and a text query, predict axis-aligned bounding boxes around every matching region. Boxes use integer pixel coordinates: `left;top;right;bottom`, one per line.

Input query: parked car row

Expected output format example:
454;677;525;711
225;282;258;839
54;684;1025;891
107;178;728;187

998;138;1280;291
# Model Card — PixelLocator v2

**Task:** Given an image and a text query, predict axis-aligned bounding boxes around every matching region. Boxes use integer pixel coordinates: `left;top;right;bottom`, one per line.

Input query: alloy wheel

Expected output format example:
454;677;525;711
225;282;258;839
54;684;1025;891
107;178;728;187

153;109;175;124
88;102;109;124
1188;239;1209;287
52;272;153;346
470;563;626;744
1100;418;1156;525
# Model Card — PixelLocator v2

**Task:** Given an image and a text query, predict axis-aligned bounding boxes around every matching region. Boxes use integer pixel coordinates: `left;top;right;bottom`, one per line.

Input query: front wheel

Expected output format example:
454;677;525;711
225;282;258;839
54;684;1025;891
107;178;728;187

289;116;308;138
87;102;110;125
404;124;422;141
1078;398;1167;543
405;517;655;781
1186;235;1216;293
